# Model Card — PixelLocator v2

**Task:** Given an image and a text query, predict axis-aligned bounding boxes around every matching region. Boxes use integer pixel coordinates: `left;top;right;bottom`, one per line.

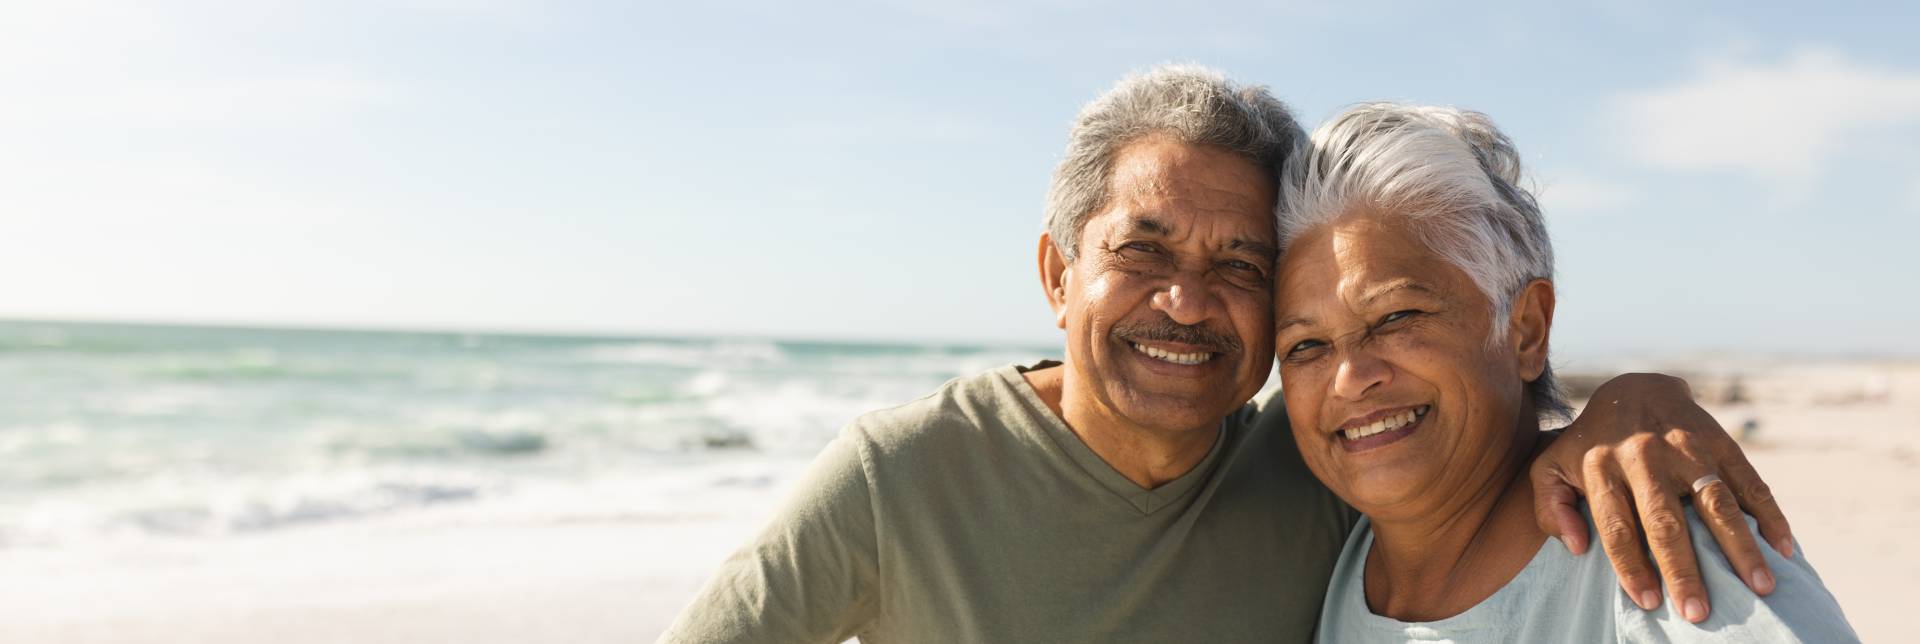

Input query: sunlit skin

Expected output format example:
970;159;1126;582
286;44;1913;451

1026;135;1278;489
1274;212;1559;620
1018;135;1782;618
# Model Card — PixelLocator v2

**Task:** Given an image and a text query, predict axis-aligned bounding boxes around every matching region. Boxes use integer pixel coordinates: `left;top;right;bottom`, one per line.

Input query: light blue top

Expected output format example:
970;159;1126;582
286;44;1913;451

1314;508;1858;643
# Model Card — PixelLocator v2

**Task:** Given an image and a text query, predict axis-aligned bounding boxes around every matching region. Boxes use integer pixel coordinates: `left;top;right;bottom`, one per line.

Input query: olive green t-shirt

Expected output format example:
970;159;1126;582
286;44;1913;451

660;362;1356;643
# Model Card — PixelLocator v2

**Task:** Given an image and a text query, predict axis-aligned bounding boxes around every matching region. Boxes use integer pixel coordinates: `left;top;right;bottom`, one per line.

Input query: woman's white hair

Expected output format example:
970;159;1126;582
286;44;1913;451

1044;64;1303;261
1280;102;1569;420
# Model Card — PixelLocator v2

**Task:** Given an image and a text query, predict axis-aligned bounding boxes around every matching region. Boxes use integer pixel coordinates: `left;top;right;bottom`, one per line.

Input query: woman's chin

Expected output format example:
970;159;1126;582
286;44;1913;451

1335;470;1439;514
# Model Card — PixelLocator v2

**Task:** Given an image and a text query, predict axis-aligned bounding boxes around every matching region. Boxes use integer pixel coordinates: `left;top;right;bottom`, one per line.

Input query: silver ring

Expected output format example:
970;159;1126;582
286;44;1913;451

1690;474;1724;495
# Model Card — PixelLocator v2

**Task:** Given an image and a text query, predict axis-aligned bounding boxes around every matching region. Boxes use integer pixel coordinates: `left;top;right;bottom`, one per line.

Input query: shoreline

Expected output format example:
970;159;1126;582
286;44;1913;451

3;361;1908;642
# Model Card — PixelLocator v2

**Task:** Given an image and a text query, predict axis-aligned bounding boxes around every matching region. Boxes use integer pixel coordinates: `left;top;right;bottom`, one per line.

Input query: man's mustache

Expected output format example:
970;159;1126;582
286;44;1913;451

1111;318;1242;355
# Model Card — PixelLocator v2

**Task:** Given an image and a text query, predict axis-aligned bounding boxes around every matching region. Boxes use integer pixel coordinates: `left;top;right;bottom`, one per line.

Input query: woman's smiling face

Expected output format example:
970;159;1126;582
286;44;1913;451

1272;213;1537;515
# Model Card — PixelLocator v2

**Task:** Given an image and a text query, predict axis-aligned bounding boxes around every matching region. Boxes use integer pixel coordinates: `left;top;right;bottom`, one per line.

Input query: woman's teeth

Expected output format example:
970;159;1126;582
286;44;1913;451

1131;342;1212;365
1341;405;1429;440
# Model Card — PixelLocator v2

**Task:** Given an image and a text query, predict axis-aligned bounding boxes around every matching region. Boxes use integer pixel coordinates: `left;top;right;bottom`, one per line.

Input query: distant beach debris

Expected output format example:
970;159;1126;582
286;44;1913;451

1812;373;1896;406
1689;373;1755;405
455;429;549;456
694;428;756;451
1561;364;1903;410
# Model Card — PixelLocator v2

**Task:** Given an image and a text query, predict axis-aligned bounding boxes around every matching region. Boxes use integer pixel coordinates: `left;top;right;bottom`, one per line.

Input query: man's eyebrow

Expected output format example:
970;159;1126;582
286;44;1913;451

1228;238;1279;263
1118;215;1172;236
1117;217;1276;260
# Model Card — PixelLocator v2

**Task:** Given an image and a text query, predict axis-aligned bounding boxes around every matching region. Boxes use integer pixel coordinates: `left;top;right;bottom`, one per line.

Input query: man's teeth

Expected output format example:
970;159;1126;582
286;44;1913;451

1131;342;1212;366
1341;406;1429;440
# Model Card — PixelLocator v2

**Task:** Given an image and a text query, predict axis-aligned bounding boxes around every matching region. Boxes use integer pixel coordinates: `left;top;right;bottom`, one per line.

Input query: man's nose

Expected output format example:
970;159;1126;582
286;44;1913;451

1148;276;1218;327
1331;347;1392;401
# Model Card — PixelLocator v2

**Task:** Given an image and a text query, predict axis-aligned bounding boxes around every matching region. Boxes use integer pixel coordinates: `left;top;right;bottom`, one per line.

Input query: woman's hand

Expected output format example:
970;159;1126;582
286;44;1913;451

1530;372;1792;624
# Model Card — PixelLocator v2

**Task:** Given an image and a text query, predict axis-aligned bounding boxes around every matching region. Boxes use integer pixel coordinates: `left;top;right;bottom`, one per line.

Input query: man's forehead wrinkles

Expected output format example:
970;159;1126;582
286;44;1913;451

1125;176;1261;211
1118;169;1171;197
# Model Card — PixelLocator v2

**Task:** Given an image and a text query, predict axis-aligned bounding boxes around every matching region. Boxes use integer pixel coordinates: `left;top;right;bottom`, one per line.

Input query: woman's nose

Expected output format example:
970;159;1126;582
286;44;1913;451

1332;348;1392;401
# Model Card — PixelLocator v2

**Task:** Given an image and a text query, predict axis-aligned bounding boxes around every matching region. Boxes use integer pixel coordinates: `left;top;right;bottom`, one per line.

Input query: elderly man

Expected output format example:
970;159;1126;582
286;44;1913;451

659;66;1790;643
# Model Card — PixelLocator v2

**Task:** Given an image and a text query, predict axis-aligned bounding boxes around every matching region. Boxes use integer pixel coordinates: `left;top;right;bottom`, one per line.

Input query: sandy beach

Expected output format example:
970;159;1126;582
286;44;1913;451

1685;359;1920;642
0;459;797;644
3;359;1911;643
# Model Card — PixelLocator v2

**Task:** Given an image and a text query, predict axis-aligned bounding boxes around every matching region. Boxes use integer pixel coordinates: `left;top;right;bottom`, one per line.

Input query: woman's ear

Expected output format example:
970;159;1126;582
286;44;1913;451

1038;233;1071;329
1509;279;1556;381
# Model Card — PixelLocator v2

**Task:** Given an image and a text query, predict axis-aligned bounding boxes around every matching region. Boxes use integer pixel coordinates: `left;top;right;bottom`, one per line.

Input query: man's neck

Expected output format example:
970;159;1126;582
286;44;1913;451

1021;363;1218;490
1362;429;1549;622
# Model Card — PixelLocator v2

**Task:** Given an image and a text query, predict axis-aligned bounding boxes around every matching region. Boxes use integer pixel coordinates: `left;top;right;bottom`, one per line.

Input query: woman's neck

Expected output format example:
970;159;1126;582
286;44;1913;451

1363;429;1551;622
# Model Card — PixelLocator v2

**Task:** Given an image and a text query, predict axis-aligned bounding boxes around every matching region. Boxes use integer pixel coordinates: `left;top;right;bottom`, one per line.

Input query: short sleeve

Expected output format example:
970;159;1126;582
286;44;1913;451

658;428;881;644
1615;509;1860;643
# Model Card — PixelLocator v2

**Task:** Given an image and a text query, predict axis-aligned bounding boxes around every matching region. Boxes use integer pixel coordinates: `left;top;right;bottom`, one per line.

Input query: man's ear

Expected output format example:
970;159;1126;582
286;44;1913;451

1037;233;1071;330
1509;279;1556;382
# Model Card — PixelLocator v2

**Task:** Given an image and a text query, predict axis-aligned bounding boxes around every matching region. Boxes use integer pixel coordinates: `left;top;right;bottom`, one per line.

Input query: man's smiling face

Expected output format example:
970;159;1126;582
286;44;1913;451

1055;135;1278;434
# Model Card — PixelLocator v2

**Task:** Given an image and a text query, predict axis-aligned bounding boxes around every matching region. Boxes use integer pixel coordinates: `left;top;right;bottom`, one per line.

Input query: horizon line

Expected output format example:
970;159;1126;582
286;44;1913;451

0;314;1065;352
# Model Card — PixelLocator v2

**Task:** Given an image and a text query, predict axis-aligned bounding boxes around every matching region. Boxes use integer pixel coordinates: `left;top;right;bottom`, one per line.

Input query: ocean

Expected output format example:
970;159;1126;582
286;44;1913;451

0;320;1053;548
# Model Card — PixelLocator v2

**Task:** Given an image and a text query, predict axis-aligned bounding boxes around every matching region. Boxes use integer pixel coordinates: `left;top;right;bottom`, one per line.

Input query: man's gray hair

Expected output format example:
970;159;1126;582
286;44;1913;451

1043;64;1304;262
1279;103;1570;421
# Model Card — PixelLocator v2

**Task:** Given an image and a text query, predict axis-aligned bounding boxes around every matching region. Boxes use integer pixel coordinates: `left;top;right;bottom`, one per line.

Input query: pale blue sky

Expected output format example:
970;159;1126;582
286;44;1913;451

3;1;1917;357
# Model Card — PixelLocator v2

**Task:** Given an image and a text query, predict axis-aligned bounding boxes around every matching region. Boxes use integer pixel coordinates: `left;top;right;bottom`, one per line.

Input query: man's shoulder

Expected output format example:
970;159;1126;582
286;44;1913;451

845;363;1045;453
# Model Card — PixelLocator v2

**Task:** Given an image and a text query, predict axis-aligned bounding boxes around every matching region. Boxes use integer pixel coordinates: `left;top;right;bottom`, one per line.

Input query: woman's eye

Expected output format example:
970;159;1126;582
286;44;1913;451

1286;339;1325;356
1121;242;1157;253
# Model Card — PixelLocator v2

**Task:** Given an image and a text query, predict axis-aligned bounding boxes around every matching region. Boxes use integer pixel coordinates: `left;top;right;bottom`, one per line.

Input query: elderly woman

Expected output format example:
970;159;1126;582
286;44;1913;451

1272;103;1858;642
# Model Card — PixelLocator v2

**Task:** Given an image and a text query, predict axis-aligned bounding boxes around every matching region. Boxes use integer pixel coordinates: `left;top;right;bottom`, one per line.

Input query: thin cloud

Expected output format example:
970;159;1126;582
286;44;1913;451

779;110;1006;147
2;73;389;127
1535;172;1641;218
0;3;391;128
1612;48;1920;181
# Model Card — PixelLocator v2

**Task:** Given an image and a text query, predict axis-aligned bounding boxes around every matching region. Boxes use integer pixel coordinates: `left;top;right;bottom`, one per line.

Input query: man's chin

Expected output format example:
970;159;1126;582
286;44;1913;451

1109;385;1243;433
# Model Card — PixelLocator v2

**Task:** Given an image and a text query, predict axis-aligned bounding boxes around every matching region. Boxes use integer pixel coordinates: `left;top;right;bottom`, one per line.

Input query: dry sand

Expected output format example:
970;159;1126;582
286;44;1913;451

1685;360;1919;642
2;360;1910;643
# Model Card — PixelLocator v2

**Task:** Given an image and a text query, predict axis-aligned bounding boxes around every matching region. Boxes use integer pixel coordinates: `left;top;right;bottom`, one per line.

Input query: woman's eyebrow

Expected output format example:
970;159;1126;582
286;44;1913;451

1276;314;1315;334
1355;279;1442;308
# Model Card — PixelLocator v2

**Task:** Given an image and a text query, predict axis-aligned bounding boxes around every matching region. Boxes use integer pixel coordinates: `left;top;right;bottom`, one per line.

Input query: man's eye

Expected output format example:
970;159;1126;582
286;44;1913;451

1380;310;1420;325
1222;259;1260;273
1121;242;1158;254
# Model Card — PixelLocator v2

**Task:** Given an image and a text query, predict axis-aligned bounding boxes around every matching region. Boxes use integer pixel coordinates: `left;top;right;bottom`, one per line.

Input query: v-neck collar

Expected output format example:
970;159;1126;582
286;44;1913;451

999;362;1231;516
